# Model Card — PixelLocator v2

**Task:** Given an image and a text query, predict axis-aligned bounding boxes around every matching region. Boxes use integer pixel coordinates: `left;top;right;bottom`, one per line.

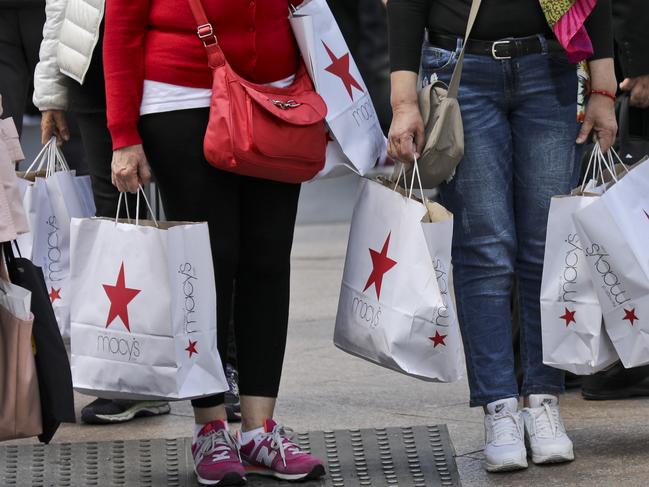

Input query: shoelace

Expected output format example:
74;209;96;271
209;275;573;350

491;412;523;445
196;428;240;464
260;424;303;467
533;402;561;438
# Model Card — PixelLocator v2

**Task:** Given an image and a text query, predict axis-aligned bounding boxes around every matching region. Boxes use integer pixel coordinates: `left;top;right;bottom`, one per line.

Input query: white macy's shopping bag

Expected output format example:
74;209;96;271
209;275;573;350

17;139;96;338
540;194;618;374
69;213;228;400
334;175;463;382
290;0;386;179
574;153;649;368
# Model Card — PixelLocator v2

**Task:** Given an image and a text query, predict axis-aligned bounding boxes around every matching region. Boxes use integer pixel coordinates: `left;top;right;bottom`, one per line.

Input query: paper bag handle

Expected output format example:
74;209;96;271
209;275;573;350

115;186;158;227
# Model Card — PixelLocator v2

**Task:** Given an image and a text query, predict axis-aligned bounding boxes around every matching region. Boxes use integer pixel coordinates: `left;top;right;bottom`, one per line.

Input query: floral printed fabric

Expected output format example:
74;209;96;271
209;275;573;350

539;0;596;63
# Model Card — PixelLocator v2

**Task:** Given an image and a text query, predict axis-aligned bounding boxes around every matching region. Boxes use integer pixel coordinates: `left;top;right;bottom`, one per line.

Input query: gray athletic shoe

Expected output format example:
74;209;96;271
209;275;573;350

81;398;170;424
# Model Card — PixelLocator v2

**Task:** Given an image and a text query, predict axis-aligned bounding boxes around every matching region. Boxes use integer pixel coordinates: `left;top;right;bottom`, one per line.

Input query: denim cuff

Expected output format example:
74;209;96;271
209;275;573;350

469;393;519;408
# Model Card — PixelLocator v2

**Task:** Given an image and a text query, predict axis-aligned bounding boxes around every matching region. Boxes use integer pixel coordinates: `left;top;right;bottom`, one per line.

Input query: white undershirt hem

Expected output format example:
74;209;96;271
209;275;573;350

140;74;296;116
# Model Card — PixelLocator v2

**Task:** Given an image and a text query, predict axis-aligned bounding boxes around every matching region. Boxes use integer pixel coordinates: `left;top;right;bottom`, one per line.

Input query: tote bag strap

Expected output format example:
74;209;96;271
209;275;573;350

187;0;218;45
447;0;482;99
186;0;227;67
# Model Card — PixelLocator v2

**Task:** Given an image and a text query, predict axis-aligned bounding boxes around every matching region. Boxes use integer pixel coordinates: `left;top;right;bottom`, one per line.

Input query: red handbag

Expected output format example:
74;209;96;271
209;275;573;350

187;0;328;183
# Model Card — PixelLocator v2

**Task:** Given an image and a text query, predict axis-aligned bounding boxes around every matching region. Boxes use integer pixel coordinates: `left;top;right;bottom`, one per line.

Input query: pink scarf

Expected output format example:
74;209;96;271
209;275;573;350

540;0;597;63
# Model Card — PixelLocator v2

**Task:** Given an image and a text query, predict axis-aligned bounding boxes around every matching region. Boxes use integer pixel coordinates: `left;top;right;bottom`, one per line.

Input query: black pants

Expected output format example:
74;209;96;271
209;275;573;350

139;108;301;408
0;6;44;135
74;111;136;218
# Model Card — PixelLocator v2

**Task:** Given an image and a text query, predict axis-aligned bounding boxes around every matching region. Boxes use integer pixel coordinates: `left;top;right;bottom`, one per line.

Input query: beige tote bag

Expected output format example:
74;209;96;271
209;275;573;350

0;255;42;441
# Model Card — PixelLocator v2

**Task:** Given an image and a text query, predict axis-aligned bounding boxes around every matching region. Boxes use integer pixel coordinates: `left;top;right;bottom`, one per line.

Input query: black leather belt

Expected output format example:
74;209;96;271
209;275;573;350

428;33;563;60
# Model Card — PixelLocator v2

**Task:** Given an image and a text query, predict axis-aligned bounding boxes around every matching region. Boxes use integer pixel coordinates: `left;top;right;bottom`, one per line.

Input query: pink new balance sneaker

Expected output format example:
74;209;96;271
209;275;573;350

239;419;326;481
192;420;246;486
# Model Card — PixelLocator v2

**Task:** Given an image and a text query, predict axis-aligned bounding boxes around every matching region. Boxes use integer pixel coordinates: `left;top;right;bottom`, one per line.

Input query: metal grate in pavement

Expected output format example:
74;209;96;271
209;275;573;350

0;425;460;486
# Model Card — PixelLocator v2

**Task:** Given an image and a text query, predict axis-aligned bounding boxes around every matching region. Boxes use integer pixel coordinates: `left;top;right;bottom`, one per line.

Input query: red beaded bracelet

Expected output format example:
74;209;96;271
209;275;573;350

589;89;617;101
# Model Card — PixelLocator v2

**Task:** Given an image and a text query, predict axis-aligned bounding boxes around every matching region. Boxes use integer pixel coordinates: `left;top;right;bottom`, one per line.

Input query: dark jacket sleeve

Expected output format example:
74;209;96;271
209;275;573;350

387;0;431;72
327;0;361;56
585;0;614;60
612;0;649;77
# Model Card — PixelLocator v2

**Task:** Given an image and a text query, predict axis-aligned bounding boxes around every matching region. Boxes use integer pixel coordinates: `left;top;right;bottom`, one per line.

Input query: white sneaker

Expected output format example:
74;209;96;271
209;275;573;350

483;397;528;472
522;394;574;464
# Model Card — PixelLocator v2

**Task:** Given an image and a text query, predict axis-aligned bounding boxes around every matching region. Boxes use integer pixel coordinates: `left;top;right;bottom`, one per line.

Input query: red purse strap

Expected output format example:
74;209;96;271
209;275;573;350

187;0;225;66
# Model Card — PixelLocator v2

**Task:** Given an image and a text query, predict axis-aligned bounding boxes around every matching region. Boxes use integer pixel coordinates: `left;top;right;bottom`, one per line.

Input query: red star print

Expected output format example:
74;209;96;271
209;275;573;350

560;308;576;326
363;233;398;300
102;263;141;332
429;331;447;348
49;287;62;304
322;41;364;100
623;308;639;326
185;339;198;358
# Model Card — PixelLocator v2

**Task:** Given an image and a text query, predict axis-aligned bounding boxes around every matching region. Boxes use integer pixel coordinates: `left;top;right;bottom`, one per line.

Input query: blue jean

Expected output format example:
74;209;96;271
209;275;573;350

421;37;582;407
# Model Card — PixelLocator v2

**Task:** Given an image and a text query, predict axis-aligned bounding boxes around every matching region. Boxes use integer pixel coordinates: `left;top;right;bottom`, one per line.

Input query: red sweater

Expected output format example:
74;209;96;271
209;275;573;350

104;0;300;150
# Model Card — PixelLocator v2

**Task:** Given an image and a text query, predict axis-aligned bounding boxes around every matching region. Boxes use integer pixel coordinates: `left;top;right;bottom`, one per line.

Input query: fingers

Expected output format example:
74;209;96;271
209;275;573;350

40;113;55;146
414;123;425;157
576;117;594;145
112;165;135;193
111;145;151;194
54;112;70;143
388;132;415;163
630;87;649;109
619;78;634;92
138;157;153;186
41;111;70;146
595;126;616;153
111;156;139;194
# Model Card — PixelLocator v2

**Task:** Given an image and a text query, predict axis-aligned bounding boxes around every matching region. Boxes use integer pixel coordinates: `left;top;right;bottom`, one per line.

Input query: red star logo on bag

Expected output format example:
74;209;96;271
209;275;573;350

623;307;639;326
429;331;447;348
363;232;397;300
49;287;62;304
322;41;364;100
560;308;576;326
185;339;198;358
103;263;141;332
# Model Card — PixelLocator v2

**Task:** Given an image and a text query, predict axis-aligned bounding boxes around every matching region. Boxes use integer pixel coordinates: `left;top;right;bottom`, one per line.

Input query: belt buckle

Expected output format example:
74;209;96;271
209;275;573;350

491;40;512;60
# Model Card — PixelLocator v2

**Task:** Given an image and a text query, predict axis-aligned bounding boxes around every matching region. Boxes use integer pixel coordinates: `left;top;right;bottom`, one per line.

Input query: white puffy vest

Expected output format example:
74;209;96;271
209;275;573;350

33;0;105;110
57;0;105;83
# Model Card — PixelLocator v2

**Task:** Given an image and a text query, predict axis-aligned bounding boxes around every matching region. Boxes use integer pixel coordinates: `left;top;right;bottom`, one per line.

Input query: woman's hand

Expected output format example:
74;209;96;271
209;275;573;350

111;144;152;193
577;58;618;152
388;71;424;163
388;102;425;163
577;95;617;152
40;110;70;146
620;75;649;108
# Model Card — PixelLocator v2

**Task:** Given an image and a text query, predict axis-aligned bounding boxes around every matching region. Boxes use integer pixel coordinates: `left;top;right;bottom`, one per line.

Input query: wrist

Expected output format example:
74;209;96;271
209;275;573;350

589;89;616;102
391;99;418;112
588;58;617;94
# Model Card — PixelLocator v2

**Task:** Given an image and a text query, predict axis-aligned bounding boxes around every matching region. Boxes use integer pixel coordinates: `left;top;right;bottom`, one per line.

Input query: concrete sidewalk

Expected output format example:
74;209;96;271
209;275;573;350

8;221;649;487
6;135;649;486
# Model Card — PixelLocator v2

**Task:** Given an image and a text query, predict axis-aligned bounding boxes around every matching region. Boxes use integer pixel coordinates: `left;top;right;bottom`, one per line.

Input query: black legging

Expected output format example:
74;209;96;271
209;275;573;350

139;108;301;408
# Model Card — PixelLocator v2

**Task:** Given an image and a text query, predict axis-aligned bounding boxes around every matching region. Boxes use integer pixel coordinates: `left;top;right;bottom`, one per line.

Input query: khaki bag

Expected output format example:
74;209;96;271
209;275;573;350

406;0;482;188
